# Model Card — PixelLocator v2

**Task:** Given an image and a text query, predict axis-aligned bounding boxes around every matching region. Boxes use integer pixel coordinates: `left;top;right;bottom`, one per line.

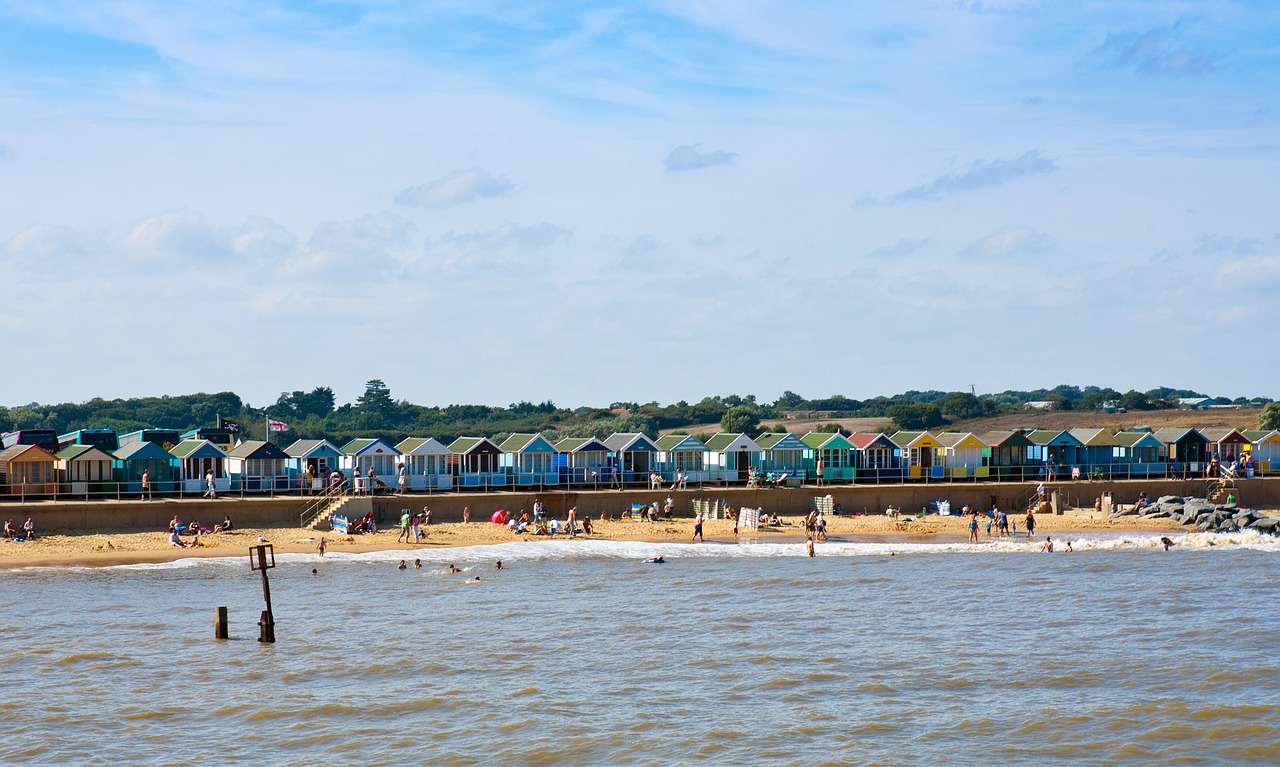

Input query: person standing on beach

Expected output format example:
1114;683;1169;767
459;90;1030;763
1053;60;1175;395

317;537;326;556
204;470;216;498
807;533;816;558
692;511;704;542
567;506;578;538
816;510;827;542
1024;509;1036;539
141;469;152;501
411;512;422;543
664;496;674;519
463;506;471;524
968;512;979;543
397;509;411;543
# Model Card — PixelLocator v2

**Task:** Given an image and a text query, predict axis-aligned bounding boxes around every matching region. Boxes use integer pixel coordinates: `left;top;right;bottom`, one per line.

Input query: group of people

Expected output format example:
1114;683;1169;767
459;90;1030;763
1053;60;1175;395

167;514;233;547
3;518;35;541
496;504;594;537
322;466;385;496
649;471;688;490
396;507;433;543
960;505;1035;541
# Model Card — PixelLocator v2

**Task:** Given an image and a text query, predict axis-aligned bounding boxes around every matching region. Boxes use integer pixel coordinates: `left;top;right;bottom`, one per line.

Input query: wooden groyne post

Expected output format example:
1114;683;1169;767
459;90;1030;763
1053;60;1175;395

250;543;277;643
215;606;229;639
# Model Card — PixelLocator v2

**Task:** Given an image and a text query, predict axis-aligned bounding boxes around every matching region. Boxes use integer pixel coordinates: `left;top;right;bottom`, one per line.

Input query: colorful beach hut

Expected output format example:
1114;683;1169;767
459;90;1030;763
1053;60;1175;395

1153;428;1209;472
849;433;902;483
978;431;1035;481
395;437;454;491
226;440;290;492
498;433;559;487
890;431;945;479
113;440;179;494
1243;430;1280;475
553;437;612;485
655;434;709;482
704;433;761;483
56;444;117;496
0;444;59;496
341;438;402;490
800;432;855;484
1198;428;1251;464
935;433;987;479
1068;428;1124;478
448;437;505;488
1114;431;1167;479
284;439;345;489
181;427;236;451
603;433;660;485
1025;429;1085;478
755;432;808;478
169;439;229;493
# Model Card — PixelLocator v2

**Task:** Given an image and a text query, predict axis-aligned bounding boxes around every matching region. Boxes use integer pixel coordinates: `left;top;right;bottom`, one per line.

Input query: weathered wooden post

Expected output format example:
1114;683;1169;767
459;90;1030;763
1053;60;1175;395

249;543;276;643
215;605;229;639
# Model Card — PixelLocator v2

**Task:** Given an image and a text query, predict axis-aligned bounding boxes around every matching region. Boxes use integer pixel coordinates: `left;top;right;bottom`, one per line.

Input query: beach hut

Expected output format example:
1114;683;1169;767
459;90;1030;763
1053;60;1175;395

113;440;180;494
117;429;182;449
1153;428;1209;473
1025;429;1086;479
704;433;761;483
553;437;613;485
0;444;59;496
1;429;59;452
1198;428;1251;465
800;432;855;484
890;431;946;479
56;444;117;496
181;427;236;451
1069;428;1124;479
340;438;402;491
448;437;504;488
1242;430;1280;475
226;440;290;492
57;428;119;452
978;431;1035;481
603;433;660;485
169;439;229;493
284;439;345;490
849;433;902;483
935;433;987;479
1114;431;1167;479
655;434;709;483
498;433;560;487
395;437;454;491
755;432;808;479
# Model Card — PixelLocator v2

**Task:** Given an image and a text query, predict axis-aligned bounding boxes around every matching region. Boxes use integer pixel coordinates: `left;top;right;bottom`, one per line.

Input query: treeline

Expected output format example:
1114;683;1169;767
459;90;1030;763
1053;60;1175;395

0;382;1272;445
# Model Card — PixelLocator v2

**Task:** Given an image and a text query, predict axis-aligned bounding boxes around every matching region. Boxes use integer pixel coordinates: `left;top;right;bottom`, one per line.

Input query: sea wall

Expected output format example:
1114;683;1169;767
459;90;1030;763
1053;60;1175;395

8;477;1278;533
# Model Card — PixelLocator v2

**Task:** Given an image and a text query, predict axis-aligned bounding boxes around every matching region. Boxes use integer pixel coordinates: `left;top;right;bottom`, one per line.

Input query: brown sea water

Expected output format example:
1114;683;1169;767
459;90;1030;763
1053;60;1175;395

3;532;1279;766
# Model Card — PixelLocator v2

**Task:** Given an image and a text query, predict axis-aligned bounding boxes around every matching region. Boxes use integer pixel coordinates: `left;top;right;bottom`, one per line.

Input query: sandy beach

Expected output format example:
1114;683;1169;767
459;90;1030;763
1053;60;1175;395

0;511;1188;569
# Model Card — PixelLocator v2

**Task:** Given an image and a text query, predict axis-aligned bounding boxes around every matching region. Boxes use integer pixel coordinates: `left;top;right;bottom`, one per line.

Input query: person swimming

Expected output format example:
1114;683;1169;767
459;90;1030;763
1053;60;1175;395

448;564;460;573
413;559;422;569
644;556;665;564
397;560;407;570
495;560;503;570
1161;536;1175;551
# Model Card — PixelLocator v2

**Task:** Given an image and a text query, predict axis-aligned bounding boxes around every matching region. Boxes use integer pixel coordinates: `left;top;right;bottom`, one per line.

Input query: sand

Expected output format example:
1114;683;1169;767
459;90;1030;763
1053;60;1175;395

0;511;1188;569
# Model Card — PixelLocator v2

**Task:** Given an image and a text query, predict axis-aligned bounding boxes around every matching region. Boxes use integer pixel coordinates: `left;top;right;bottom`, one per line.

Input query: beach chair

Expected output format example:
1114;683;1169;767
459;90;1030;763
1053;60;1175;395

627;503;646;520
330;515;349;535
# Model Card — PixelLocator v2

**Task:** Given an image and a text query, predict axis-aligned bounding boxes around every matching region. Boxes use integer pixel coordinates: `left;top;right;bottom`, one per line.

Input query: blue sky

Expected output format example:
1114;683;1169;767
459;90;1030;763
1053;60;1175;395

2;1;1279;409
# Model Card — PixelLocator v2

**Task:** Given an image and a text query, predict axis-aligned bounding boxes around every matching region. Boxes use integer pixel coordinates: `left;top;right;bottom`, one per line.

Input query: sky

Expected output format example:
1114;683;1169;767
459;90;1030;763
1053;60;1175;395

2;1;1279;410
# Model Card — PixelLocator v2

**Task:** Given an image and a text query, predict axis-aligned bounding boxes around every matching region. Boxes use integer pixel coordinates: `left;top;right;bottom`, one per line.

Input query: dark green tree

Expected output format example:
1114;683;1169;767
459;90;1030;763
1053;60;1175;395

721;404;762;434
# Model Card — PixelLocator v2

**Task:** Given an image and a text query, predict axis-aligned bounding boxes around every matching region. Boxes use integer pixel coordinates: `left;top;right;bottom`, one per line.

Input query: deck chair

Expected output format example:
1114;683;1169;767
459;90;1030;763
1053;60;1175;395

627;503;646;520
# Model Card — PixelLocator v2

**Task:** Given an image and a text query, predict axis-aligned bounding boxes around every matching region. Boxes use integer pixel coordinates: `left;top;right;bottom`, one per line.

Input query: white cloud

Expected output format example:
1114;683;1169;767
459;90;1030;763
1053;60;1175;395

963;227;1050;259
394;168;515;208
439;221;570;253
1091;21;1218;77
292;212;414;277
885;151;1059;204
664;144;738;172
6;224;96;260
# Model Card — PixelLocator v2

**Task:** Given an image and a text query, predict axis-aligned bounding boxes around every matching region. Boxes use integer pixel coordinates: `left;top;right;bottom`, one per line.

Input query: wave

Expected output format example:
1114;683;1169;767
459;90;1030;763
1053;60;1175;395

58;529;1276;571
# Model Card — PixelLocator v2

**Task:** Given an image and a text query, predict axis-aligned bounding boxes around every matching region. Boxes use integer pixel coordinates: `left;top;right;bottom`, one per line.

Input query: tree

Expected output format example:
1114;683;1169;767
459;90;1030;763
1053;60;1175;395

357;379;394;416
941;392;985;420
886;403;944;430
774;390;805;409
1260;402;1280;430
721;405;762;435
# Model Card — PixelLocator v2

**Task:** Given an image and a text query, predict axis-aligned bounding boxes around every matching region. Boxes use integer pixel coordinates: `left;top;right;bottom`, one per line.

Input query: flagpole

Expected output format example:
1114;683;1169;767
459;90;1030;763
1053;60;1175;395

265;416;270;446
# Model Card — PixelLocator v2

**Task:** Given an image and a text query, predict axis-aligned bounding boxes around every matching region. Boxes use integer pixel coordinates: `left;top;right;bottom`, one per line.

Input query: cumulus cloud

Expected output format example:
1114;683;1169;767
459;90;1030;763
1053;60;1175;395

294;212;413;276
439;221;570;253
884;151;1058;204
119;212;299;265
664;144;738;172
394;168;515;208
963;226;1050;259
1091;21;1218;76
6;224;96;260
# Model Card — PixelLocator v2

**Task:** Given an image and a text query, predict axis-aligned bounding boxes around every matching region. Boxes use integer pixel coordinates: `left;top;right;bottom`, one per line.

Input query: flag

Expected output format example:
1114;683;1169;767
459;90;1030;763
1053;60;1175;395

267;419;290;432
220;418;240;433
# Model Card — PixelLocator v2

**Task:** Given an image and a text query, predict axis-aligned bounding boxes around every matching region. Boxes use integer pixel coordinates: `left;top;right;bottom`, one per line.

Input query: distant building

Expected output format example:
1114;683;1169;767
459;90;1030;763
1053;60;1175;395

1023;401;1053;411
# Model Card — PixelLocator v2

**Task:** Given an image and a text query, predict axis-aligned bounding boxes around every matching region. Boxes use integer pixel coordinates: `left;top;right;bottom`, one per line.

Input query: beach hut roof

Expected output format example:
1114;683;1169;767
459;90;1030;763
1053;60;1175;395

979;430;1035;448
656;434;708;451
889;431;944;449
497;433;557;453
395;437;453;456
800;432;854;450
703;433;761;452
1114;431;1164;449
0;445;56;466
1197;428;1248;445
755;432;807;451
935;432;986;450
1068;428;1121;447
1242;429;1280;444
227;440;289;460
554;437;610;453
603;432;659;452
448;436;499;455
1026;429;1084;447
168;439;228;460
55;444;116;461
847;433;896;450
341;437;401;457
113;440;175;460
1153;427;1206;445
284;438;345;459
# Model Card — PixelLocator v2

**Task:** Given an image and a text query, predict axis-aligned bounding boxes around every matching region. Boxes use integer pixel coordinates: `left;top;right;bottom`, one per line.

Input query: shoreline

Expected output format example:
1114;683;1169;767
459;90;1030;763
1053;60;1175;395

0;512;1190;570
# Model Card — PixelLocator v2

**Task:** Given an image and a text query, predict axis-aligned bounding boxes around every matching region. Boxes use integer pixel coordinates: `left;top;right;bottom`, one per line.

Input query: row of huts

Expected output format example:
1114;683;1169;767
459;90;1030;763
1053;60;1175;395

0;425;1277;496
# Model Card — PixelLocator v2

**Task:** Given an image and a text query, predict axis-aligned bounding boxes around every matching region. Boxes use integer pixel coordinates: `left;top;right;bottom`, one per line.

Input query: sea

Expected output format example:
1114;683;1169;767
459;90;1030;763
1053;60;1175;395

3;530;1279;766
